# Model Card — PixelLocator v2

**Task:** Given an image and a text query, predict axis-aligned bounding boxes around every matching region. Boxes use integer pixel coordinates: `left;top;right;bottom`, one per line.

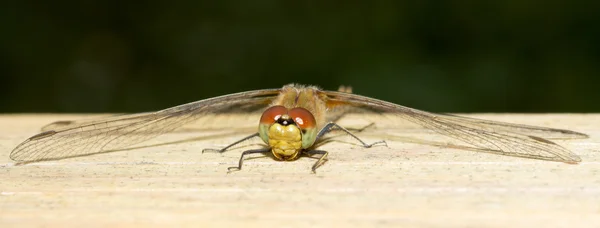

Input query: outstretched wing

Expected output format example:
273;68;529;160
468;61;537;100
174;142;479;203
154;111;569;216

321;90;587;163
10;89;282;163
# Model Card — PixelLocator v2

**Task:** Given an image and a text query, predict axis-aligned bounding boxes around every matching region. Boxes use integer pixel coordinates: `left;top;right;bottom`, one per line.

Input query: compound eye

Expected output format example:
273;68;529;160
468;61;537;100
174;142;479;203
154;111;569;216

288;107;316;129
260;105;288;125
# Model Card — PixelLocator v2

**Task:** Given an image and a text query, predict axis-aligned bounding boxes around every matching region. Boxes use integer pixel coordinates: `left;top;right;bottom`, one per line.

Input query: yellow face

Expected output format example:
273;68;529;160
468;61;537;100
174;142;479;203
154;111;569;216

266;122;302;160
258;106;318;161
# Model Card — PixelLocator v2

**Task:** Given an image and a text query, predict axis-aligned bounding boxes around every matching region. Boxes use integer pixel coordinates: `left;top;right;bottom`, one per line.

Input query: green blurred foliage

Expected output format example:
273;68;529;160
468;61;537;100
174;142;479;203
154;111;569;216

1;1;599;113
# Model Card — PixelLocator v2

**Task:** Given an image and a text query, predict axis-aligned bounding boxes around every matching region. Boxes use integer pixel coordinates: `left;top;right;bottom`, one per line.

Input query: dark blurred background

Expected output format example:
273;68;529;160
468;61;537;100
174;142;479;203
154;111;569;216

2;1;599;113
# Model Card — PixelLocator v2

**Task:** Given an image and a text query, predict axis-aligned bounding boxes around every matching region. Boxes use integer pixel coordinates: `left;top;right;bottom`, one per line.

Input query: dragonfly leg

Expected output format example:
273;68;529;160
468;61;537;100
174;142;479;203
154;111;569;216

316;122;387;148
227;148;271;173
202;133;260;153
303;149;329;173
347;122;376;133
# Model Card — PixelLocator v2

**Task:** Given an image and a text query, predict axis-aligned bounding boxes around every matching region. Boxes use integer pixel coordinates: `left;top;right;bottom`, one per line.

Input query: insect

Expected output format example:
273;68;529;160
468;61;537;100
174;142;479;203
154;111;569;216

10;84;587;172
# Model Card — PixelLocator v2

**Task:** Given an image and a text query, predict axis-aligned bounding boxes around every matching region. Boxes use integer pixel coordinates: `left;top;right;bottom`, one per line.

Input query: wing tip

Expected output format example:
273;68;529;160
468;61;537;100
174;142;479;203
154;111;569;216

570;131;589;139
562;153;582;164
9;148;31;163
9;142;29;162
554;128;589;139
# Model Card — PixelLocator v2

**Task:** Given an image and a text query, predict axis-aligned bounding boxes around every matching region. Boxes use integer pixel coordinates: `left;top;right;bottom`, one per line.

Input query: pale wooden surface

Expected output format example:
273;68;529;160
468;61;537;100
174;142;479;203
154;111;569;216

0;114;599;228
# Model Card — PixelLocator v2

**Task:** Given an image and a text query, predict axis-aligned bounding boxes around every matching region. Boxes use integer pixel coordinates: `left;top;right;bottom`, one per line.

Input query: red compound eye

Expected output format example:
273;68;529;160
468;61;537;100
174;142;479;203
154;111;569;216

288;107;316;129
260;105;288;125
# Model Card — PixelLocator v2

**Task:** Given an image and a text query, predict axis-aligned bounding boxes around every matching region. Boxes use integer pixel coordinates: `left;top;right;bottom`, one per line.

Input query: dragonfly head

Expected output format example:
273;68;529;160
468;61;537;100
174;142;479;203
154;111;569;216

258;105;317;160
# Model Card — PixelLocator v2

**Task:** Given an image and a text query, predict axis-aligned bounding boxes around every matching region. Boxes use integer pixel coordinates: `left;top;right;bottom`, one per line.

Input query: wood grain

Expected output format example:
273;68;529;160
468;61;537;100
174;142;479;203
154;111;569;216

1;114;599;228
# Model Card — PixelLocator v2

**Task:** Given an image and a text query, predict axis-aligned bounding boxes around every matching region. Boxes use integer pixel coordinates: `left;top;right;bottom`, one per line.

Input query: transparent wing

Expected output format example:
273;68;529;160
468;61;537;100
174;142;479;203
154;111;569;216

10;89;281;163
322;90;587;163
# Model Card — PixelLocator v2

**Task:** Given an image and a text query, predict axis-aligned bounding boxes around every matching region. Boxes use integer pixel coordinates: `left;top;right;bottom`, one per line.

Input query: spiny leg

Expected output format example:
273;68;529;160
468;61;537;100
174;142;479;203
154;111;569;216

303;149;329;173
227;148;271;173
316;122;387;148
202;133;260;153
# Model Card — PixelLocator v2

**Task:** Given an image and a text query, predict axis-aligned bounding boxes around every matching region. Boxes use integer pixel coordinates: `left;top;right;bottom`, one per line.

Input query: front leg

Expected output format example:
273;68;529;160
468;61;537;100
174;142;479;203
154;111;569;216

227;148;271;173
303;149;329;173
202;133;260;153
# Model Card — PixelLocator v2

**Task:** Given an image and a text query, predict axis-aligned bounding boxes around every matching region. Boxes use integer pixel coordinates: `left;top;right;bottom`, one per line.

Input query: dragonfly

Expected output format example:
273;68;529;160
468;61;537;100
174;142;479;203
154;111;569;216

10;84;587;172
